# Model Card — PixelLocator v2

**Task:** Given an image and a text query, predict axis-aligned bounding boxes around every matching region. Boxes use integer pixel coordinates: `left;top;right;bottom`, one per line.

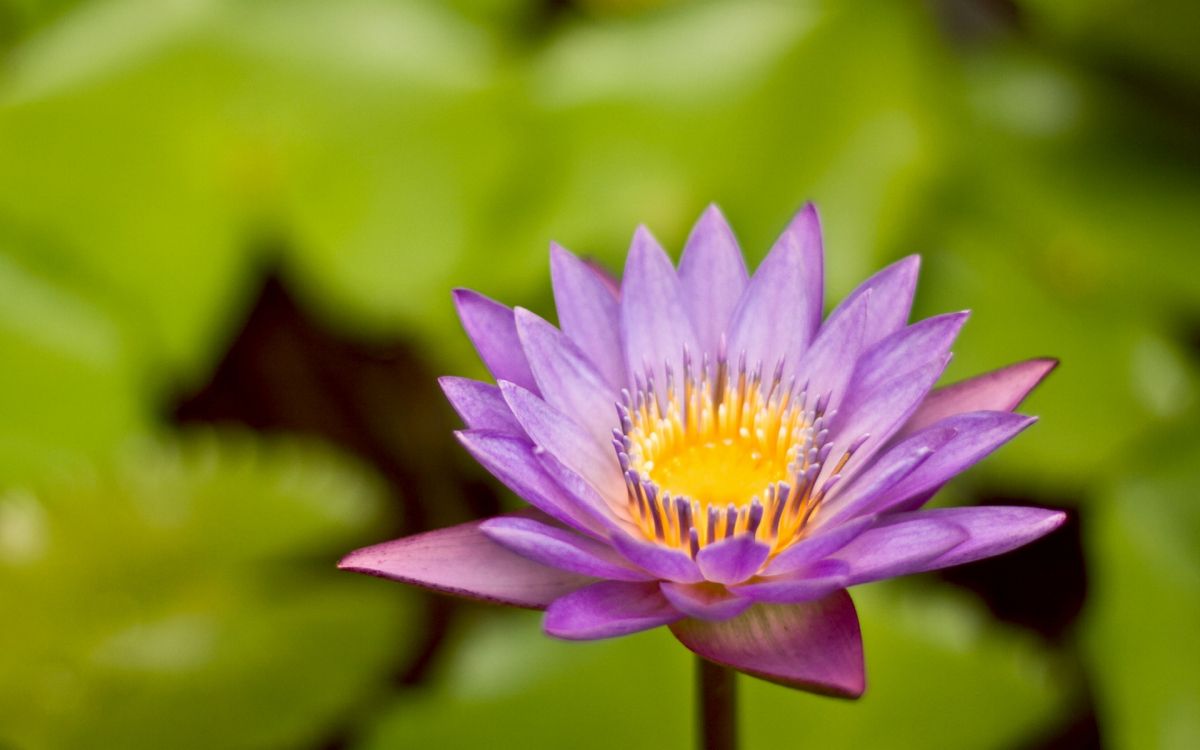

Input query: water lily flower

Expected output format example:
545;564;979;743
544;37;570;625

340;204;1065;698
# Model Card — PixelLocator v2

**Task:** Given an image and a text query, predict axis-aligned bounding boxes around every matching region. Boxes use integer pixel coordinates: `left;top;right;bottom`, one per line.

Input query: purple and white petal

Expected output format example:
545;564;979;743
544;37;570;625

620;226;699;397
882;506;1067;572
453;289;539;393
339;512;593;609
848;312;969;401
793;287;869;412
660;581;753;621
725;203;823;373
456;430;609;538
732;559;849;604
670;592;865;698
544;581;683;640
760;516;875;576
439;377;522;434
610;532;705;584
695;533;772;585
833;516;968;585
499;381;624;499
899;358;1058;438
481;515;652;582
550;243;625;388
514;307;619;446
826;255;920;350
677;205;748;359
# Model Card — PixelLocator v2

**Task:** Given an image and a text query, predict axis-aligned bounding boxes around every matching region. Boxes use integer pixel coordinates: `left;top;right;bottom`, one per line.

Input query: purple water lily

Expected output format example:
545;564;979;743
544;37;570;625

340;204;1065;698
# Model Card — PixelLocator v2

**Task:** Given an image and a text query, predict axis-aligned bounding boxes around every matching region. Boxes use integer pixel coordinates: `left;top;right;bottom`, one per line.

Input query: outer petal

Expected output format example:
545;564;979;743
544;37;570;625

620;226;699;397
833;517;967;585
499;381;623;499
760;516;875;576
849;312;969;400
514;307;618;447
550;243;625;388
439;377;522;434
670;592;865;698
882;506;1067;572
733;559;849;604
695;533;772;585
677;205;748;358
339;513;593;609
481;516;651;582
453;289;538;393
898;358;1059;439
660;582;753;621
725;203;823;373
874;411;1037;514
545;581;683;640
456;430;610;537
826;255;919;350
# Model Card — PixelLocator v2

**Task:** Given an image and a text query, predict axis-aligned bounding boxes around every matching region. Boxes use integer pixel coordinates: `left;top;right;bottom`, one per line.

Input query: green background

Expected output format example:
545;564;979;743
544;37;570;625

1;0;1197;747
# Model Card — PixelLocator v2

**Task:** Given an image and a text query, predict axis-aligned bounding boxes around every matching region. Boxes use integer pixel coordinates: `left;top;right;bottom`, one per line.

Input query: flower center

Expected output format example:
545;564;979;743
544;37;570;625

614;355;855;556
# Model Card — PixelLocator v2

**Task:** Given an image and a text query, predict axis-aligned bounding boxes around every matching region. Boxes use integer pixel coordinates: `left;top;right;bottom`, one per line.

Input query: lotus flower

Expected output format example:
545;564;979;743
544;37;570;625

340;204;1065;698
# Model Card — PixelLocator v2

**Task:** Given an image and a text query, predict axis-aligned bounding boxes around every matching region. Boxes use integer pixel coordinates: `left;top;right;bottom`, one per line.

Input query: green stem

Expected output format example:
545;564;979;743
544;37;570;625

697;656;738;750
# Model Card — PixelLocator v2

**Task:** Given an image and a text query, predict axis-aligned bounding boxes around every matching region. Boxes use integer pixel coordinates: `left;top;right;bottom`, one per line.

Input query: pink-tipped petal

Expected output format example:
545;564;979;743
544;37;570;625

834;516;968;585
732;559;850;604
695;533;772;585
874;411;1038;514
544;581;683;640
498;381;624;500
480;516;651;582
550;243;625;388
660;581;753;621
826;255;920;350
514;307;619;447
898;358;1059;438
339;513;593;609
885;506;1068;572
439;377;522;434
456;430;610;537
610;532;704;583
620;226;699;397
453;289;539;393
761;517;875;576
677;205;748;358
725;203;824;371
670;592;865;697
849;312;970;400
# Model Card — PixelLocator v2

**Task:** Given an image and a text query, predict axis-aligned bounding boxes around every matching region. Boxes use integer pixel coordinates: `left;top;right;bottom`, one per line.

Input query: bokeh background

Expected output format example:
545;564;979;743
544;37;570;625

1;0;1198;747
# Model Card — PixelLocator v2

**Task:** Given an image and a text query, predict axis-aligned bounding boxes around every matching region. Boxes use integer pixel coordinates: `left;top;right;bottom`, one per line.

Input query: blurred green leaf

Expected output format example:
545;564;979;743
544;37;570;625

0;432;411;749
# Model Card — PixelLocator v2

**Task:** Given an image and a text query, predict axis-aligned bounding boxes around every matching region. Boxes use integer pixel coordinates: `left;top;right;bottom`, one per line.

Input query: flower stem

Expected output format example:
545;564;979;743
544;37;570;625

697;656;738;750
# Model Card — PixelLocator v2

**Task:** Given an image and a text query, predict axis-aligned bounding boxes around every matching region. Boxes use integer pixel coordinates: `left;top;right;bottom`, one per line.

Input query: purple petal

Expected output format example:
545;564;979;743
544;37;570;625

849;312;969;401
732;559;849;604
453;289;538;393
876;411;1037;514
439;377;522;434
833;516;967;585
660;581;753;621
670;592;865;697
826;255;919;350
544;581;683;640
899;358;1059;439
884;506;1067;572
677;204;748;359
339;513;593;609
498;381;624;499
816;424;956;527
760;516;875;576
456;429;610;537
550;243;624;388
610;533;704;583
480;516;651;582
514;307;619;446
725;203;823;372
695;533;772;585
619;226;699;396
793;286;869;412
